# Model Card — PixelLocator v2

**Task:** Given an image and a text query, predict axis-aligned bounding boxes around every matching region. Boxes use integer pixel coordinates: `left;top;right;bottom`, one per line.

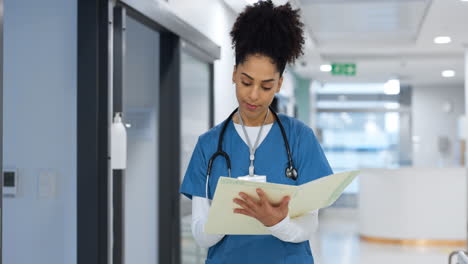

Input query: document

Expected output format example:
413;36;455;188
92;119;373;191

205;170;359;235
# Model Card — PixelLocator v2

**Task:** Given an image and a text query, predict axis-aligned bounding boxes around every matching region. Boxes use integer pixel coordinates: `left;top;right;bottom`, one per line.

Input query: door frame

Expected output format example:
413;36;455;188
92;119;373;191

77;0;111;263
78;0;219;264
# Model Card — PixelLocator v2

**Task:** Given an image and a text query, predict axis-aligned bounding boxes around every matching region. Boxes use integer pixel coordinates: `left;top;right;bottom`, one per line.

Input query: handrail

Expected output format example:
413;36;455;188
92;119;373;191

449;251;468;264
460;251;468;264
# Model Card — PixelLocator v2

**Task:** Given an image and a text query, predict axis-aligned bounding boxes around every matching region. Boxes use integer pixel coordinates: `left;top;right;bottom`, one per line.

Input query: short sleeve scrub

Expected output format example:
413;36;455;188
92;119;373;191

180;114;333;264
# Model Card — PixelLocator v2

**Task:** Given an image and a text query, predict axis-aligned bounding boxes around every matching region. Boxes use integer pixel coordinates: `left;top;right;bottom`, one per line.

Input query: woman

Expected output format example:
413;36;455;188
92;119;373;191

180;1;332;263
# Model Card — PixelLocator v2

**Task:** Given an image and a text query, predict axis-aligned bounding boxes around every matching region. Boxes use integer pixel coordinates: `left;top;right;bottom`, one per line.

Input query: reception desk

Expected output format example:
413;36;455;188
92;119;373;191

359;168;467;246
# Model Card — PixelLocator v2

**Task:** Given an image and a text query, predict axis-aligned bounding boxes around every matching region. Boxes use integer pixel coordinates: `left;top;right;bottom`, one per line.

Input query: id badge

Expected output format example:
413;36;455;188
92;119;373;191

237;175;267;183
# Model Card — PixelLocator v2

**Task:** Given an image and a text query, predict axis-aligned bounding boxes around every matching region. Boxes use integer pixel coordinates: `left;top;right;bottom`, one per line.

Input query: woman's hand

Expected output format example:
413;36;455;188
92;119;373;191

233;188;290;227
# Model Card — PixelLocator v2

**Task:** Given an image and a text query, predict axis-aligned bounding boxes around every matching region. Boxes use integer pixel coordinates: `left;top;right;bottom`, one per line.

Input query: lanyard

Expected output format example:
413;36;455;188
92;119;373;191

237;109;270;177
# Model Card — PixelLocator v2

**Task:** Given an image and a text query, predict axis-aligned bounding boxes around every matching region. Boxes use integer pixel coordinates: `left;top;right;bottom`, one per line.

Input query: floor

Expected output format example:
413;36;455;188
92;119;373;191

181;208;466;264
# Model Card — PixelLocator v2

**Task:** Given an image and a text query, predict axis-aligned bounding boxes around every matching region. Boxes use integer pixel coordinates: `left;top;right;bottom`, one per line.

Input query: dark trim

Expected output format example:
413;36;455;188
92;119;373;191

113;6;125;114
112;170;124;264
112;6;125;264
159;32;181;264
77;0;110;264
0;0;3;262
119;0;220;60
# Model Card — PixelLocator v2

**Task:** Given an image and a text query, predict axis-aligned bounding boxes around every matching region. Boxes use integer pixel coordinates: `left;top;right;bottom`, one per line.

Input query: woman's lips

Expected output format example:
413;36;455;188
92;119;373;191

245;102;258;110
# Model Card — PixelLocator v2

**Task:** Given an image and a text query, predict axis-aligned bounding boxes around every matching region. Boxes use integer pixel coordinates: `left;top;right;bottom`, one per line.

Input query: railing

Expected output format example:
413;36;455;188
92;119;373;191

449;251;468;264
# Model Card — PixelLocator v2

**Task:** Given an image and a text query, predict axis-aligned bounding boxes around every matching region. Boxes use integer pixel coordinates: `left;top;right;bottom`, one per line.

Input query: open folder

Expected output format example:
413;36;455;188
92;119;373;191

205;170;359;235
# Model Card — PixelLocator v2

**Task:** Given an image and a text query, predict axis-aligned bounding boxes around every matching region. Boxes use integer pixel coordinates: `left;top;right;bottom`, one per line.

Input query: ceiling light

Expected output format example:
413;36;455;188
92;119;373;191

434;36;451;44
442;70;455;78
320;64;332;72
384;79;400;95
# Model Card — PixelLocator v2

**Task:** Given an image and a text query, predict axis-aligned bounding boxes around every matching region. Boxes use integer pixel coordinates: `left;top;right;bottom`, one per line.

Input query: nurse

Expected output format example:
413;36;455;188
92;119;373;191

180;1;333;263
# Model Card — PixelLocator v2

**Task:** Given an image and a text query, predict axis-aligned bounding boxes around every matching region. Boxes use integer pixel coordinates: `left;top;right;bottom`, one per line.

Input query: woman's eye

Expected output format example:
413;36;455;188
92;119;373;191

242;82;251;86
263;87;273;90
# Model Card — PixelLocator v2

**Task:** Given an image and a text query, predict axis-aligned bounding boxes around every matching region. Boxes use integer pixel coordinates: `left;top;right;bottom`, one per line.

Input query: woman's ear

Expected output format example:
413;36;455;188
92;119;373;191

276;76;284;93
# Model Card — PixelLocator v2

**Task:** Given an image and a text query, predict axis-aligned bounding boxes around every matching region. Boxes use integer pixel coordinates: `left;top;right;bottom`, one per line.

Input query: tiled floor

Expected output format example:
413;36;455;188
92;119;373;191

181;208;466;264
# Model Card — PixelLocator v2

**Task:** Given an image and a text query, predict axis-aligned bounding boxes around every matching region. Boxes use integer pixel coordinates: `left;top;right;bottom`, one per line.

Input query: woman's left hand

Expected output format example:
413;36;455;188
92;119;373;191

233;188;290;227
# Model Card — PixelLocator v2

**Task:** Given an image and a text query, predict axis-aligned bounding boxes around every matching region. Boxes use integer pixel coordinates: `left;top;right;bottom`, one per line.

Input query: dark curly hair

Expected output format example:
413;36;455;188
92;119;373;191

230;0;305;76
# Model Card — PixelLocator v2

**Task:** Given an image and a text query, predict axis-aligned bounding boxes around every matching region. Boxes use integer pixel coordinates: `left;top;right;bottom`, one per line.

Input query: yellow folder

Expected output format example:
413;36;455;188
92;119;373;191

205;170;360;235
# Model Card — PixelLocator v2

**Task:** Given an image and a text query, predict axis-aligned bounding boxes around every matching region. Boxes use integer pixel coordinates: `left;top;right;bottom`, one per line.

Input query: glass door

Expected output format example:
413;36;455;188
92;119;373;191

122;13;160;264
179;42;213;264
109;2;219;263
112;6;160;264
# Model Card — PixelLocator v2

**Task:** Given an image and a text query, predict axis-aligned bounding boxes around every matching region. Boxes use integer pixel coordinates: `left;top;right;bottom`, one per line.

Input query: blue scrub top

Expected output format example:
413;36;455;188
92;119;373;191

180;113;333;264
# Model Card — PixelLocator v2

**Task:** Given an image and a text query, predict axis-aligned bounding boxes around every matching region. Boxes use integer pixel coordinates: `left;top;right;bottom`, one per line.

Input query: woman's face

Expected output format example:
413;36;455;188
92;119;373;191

232;54;283;123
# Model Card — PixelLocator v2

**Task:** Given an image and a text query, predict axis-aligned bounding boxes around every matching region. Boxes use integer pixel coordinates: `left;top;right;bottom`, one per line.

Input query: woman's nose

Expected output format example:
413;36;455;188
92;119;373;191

248;85;260;101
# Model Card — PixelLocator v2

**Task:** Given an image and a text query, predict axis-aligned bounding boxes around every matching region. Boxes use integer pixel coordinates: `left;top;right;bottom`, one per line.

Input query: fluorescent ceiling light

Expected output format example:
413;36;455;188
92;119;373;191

434;36;451;44
442;70;455;78
384;79;400;95
320;64;332;72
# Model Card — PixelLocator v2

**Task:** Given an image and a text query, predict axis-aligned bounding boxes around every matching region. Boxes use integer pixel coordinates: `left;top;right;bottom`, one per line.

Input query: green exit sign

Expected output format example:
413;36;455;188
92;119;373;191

332;63;356;76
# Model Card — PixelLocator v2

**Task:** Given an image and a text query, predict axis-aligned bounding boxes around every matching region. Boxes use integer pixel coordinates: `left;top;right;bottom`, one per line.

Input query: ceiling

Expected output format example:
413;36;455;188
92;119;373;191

223;0;468;87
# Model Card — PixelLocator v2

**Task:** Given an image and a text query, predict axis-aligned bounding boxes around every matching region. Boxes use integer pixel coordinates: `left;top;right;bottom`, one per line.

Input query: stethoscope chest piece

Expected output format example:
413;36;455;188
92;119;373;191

285;167;298;181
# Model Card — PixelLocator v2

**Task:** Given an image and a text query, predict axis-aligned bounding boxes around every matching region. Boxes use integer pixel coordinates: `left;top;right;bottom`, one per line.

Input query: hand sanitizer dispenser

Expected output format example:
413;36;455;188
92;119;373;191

111;113;127;170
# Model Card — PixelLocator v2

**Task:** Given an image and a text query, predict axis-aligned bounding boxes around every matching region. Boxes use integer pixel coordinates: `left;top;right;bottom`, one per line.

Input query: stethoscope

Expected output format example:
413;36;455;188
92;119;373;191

205;106;298;199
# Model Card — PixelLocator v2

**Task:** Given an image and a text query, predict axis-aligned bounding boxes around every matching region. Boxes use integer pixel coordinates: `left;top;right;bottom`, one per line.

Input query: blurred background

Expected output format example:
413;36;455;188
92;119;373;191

1;0;468;263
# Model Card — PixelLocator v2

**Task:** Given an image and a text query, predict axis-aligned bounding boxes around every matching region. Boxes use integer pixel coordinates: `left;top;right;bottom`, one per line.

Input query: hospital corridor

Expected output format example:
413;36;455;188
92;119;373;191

1;0;468;264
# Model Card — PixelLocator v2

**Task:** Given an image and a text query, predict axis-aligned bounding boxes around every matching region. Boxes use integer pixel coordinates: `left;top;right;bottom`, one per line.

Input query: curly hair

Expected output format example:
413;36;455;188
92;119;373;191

230;0;305;76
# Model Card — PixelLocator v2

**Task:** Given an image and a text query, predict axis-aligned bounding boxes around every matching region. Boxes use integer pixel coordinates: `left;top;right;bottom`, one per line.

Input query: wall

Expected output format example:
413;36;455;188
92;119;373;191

412;84;465;167
3;0;77;263
309;81;321;131
292;72;312;125
167;0;237;124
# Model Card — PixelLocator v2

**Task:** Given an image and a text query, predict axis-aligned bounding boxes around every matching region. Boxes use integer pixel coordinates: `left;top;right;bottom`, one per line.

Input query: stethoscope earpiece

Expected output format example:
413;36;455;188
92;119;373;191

285;167;298;181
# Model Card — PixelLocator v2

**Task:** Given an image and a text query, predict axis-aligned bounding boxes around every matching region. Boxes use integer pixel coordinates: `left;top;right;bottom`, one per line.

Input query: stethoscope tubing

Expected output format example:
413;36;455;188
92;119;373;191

205;106;297;199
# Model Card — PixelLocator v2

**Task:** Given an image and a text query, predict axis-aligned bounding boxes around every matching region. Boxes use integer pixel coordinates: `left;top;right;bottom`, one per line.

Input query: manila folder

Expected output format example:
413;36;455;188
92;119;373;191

205;170;359;235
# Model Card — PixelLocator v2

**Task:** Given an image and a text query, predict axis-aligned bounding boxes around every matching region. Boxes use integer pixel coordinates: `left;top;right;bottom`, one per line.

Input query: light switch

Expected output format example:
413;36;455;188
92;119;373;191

3;169;18;197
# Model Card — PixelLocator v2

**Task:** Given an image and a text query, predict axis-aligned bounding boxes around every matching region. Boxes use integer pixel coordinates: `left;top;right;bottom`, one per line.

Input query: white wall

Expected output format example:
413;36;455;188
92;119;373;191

3;0;77;263
167;0;237;124
412;84;465;167
309;81;321;131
